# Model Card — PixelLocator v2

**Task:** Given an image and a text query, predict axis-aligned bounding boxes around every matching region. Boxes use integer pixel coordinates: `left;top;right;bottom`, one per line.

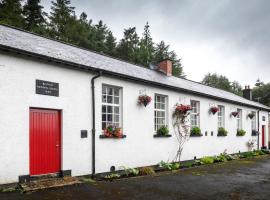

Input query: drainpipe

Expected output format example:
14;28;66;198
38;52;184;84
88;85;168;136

257;110;260;150
91;71;102;177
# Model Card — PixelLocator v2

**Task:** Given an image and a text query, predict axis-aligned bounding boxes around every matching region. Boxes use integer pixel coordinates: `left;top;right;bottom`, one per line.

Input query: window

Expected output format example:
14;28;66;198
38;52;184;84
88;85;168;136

251;112;256;130
190;100;200;128
102;85;121;129
217;105;225;128
154;94;167;131
236;109;242;130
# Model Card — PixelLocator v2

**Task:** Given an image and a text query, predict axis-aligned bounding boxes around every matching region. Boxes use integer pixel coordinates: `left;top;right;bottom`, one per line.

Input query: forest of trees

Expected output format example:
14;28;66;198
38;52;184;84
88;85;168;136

0;0;184;77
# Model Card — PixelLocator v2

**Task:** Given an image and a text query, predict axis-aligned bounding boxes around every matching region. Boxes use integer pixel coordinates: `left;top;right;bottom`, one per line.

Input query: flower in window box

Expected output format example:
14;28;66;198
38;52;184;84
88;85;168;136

190;126;202;136
236;129;246;136
248;112;255;119
156;125;169;136
138;95;152;107
231;111;239;117
210;106;219;115
217;127;228;136
103;125;123;138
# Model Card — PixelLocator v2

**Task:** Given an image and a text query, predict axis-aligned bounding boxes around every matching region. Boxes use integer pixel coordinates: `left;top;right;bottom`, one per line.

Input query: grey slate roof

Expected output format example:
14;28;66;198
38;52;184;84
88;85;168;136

0;25;269;111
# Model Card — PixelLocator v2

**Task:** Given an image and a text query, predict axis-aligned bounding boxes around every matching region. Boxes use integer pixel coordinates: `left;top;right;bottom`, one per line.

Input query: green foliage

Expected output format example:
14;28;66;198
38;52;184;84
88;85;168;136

0;0;24;28
218;127;228;136
23;0;47;33
120;166;139;177
252;82;270;106
237;129;246;136
202;73;242;96
190;126;201;136
214;153;228;163
139;167;155;176
156;125;169;136
200;156;214;165
104;173;121;180
158;161;180;170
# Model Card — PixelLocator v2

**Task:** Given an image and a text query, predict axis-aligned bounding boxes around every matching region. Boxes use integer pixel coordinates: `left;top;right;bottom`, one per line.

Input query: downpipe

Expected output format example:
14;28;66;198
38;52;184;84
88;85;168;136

91;71;102;177
257;110;260;150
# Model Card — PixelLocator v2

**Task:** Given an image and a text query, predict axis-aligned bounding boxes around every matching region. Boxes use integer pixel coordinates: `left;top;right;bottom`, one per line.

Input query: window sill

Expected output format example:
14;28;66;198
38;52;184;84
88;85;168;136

99;135;126;139
236;135;245;137
190;134;203;137
153;134;172;138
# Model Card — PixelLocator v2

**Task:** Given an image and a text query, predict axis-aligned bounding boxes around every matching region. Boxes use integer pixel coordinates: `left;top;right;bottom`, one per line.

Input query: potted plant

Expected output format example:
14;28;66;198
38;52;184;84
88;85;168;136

231;111;239;117
236;129;246;136
102;125;125;138
210;106;219;115
138;95;152;107
155;125;171;137
173;104;192;117
248;112;255;119
190;126;202;137
217;127;228;136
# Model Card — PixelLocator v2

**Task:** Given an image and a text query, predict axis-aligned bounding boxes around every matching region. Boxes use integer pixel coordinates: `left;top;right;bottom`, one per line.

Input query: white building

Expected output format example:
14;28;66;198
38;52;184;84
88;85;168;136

0;25;269;185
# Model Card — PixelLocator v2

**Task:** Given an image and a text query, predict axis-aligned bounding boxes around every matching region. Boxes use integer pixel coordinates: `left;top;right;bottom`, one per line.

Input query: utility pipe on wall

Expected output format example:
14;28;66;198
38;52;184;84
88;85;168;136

91;71;102;177
257;110;260;150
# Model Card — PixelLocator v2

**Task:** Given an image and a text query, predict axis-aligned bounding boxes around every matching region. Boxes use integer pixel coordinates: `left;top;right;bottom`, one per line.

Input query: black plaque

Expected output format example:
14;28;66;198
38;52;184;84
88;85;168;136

81;130;88;138
36;79;59;97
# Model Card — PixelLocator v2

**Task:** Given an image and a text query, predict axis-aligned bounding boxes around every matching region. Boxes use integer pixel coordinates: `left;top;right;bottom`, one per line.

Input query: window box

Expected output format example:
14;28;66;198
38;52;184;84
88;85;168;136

190;134;203;137
217;127;228;137
100;135;126;139
154;134;172;138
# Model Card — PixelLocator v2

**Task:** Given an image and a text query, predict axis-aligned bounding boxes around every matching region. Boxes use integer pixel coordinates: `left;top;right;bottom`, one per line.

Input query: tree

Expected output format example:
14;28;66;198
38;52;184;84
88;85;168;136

104;31;117;56
23;0;47;33
252;83;270;106
230;81;243;96
49;0;75;40
137;22;154;67
0;0;24;27
117;27;140;63
153;41;184;77
202;73;232;91
93;20;108;52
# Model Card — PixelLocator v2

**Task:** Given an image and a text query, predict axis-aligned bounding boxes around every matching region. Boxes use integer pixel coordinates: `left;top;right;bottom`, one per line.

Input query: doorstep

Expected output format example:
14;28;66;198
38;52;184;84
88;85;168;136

19;176;81;192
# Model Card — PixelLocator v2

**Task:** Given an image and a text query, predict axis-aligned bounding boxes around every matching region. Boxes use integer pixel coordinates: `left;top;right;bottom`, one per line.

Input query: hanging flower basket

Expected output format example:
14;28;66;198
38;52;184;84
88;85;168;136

231;111;239;117
103;125;124;138
248;112;255;119
173;104;192;118
210;106;219;115
138;95;152;107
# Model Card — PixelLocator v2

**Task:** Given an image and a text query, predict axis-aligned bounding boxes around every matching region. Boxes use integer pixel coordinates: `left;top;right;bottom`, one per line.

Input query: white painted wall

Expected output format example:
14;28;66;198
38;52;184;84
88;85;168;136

0;53;269;184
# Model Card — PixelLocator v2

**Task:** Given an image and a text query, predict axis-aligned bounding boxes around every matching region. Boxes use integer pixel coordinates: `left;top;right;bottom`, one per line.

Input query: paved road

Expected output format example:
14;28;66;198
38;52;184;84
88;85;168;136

1;156;270;200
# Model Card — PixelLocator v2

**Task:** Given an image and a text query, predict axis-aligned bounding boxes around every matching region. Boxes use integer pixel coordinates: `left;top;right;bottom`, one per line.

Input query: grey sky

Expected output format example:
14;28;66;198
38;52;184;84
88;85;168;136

41;0;270;86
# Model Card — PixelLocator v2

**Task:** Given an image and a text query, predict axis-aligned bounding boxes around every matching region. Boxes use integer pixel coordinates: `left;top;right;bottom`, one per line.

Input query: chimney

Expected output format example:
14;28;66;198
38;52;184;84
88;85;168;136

157;59;172;76
243;85;252;100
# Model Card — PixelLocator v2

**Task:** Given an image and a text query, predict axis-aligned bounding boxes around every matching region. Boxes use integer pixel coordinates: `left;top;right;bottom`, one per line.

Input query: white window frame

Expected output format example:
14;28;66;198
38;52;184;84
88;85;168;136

217;105;225;128
101;85;122;129
251;111;257;131
236;109;242;130
154;94;168;131
190;100;200;128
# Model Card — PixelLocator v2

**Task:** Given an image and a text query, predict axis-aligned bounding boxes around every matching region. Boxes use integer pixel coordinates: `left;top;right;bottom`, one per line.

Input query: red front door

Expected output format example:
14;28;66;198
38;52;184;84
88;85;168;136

30;109;61;176
262;125;265;148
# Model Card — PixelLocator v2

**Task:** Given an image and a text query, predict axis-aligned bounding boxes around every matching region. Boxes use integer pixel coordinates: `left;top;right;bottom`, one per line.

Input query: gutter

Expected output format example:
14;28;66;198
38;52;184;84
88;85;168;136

91;71;102;177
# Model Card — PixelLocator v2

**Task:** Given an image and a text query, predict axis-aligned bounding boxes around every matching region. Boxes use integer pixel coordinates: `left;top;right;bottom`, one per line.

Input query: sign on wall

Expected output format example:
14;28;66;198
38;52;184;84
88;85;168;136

36;79;59;97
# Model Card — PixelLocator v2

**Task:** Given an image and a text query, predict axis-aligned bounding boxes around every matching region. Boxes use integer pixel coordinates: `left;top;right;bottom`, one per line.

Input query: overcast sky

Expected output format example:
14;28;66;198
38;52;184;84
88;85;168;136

41;0;270;87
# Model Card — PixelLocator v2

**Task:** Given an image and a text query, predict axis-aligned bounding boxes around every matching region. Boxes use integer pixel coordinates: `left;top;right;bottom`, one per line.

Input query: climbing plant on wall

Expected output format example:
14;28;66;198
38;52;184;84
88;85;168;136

172;104;192;162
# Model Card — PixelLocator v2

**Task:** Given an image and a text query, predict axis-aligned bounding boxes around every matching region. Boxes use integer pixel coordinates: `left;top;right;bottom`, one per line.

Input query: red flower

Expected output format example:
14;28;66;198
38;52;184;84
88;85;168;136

175;104;192;115
103;126;123;138
210;106;219;114
138;95;152;107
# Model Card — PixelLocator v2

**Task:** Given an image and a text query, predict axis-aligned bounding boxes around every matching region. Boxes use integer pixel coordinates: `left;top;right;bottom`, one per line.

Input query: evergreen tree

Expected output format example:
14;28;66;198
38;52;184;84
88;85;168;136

0;0;24;27
104;31;117;56
49;0;75;40
117;27;140;63
93;20;108;52
137;22;154;67
23;0;47;33
253;82;270;106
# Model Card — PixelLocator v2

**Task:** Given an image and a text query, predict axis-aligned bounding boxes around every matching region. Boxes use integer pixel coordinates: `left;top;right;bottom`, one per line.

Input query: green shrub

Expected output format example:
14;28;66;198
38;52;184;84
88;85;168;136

214;153;228;163
200;156;214;165
183;161;194;168
171;163;180;170
218;127;228;136
158;161;180;170
104;173;121;180
156;126;169;136
139;167;155;176
190;126;201;136
121;166;139;176
237;129;246;136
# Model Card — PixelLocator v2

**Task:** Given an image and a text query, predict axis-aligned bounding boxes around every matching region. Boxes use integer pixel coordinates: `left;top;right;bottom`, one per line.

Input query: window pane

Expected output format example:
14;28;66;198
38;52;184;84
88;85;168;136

114;97;119;104
102;86;106;94
102;122;106;129
108;88;113;95
107;114;113;121
114;114;119;122
107;106;112;113
102;114;106;121
102;105;106;113
114;89;119;96
102;95;106;103
114;107;119;114
107;96;113;103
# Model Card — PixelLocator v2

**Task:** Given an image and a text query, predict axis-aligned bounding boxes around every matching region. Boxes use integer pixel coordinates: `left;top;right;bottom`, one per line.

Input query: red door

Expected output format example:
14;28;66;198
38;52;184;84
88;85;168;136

30;109;61;176
262;125;265;148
